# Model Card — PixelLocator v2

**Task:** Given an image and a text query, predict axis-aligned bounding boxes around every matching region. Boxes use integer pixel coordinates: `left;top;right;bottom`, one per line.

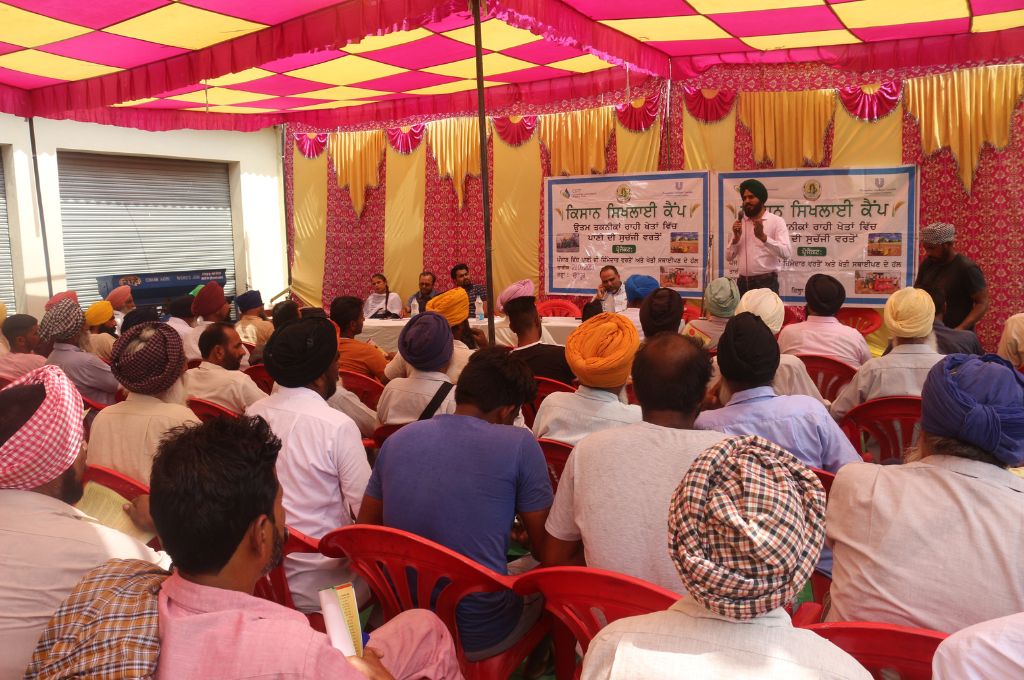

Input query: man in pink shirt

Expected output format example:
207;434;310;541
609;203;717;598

778;274;872;368
0;314;46;382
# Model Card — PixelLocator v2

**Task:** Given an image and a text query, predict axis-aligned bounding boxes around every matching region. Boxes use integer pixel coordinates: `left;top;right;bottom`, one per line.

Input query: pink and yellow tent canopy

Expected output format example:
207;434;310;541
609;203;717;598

1;0;1023;130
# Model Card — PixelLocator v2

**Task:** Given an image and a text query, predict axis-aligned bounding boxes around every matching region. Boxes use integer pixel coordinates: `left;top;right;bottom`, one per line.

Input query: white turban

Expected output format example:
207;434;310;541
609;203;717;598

735;289;785;334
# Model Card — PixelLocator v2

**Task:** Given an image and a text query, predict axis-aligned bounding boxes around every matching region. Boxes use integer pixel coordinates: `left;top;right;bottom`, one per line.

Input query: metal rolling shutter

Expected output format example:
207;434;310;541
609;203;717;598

57;151;236;306
0;157;15;312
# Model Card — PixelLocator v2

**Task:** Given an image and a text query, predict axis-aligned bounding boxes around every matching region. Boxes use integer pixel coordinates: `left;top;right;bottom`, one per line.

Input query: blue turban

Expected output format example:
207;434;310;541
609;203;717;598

921;354;1024;466
398;311;453;372
625;275;659;303
236;290;263;313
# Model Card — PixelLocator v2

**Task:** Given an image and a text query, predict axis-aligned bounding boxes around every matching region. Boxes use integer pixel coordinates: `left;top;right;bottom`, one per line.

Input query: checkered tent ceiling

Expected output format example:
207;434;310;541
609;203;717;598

1;0;1023;130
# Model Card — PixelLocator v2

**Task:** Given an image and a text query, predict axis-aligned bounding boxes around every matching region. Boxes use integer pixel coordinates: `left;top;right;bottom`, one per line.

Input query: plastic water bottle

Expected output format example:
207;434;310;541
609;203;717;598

410;298;419;316
476;296;484;321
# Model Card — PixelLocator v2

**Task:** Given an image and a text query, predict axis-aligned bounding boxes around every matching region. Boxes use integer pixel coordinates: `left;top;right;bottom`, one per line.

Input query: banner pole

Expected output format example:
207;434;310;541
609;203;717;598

470;0;496;346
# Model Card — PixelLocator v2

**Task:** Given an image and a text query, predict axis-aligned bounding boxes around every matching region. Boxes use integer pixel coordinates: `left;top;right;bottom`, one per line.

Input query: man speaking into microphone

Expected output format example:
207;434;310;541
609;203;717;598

727;179;793;295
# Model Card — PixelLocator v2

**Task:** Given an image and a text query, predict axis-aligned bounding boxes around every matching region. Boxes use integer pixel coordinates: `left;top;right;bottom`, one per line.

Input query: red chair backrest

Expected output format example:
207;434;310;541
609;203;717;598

244;364;274;394
252;528;320;609
372;423;405;449
838;396;923;464
782;305;806;328
241;341;256;354
811;467;835;499
81;394;108;412
340;370;385;410
802;622;947;680
186;397;241;422
522;377;575;428
537;299;581;318
538;438;573;491
82;464;149;499
835;307;883;336
796;354;858;403
682;302;701;324
186;358;203;370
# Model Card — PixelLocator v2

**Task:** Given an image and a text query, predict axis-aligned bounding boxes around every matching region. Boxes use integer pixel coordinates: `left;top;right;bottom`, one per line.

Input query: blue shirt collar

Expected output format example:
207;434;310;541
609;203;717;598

724;385;777;406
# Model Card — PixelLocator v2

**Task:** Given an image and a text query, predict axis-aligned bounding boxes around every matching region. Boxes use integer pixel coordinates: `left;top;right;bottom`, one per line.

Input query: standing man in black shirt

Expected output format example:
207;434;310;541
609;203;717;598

914;222;988;331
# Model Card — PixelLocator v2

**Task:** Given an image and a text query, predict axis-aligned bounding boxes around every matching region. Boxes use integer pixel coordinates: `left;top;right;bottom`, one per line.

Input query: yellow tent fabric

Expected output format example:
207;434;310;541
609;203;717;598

539;106;614;175
383;143;426;301
615;117;661;174
683;104;736;171
738;89;835;168
493;130;541;294
429;117;483;209
832;101;903;168
290;146;328;306
328;130;385;217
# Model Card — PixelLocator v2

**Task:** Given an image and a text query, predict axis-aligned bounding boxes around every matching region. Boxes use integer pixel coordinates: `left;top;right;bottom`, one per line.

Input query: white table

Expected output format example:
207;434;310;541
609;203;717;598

357;316;579;353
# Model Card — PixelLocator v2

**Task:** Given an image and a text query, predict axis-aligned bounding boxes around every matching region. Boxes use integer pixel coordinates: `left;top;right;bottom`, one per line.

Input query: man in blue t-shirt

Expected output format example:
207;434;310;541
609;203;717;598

359;347;552;658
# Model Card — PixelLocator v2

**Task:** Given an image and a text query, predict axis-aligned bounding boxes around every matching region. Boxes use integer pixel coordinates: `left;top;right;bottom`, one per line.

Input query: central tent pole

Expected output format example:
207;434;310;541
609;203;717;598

470;0;496;345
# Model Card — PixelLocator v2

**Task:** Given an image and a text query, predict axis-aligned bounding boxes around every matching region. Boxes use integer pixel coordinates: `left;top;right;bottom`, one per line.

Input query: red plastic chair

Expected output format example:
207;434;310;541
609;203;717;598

81;394;109;412
537;299;582;318
838;396;923;464
810;467;835;499
801;622;947;680
241;341;256;354
186;397;240;422
372;423;405;449
244;364;274;394
340;370;385;410
790;571;833;626
682;301;701;324
538;438;573;491
320;525;550;680
186;358;203;370
83;464;149;499
796;354;858;403
835;307;883;336
252;527;325;632
522;377;576;428
782;305;806;328
513;566;678;679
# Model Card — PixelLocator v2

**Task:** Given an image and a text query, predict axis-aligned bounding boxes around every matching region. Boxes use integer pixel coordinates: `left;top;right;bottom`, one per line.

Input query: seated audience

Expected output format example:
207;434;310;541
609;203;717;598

234;289;274;359
184;281;230;363
359;347;551;659
84;300;117;362
330;295;390;382
363;273;403;319
88;322;199;483
544;334;726;594
26;416;462;680
376;312;456;426
164;294;196;340
247;317;371;611
697;313;860;474
106;284;135;334
405;270;439;315
41;297;120;405
932;611;1024;679
682;277;739;350
0;313;45;381
533;312;642;446
385;287;475;382
830;287;943;420
182;322;266;414
639;287;684;338
778;274;872;367
0;366;165;678
272;299;300;328
122;306;160;332
620;274;658;340
582;436;868;680
451;262;487;317
501;279;575;385
997;311;1024;368
919;285;984;355
827;354;1024;633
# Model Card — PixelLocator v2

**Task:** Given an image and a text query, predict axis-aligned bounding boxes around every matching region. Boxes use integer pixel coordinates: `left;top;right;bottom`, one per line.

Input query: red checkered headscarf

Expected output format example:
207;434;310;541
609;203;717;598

668;435;825;620
111;322;185;395
0;365;84;490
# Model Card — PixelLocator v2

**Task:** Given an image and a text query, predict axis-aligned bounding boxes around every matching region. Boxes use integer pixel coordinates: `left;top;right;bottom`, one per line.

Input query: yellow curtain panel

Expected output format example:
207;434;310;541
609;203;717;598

738;89;835;168
683;106;736;171
904;64;1024;192
328;129;385;217
832;100;903;168
493;130;542;295
429;117;484;209
383;143;426;301
290;146;328;307
615;117;662;174
539;105;614;175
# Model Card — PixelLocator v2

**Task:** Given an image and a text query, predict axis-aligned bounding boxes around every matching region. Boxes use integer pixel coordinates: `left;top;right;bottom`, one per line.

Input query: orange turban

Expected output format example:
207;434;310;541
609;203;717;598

564;312;639;388
426;287;470;327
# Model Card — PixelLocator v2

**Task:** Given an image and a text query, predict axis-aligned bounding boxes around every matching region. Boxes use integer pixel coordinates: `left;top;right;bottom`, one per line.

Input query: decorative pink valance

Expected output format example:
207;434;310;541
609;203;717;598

837;81;902;121
683;87;736;123
386;124;426;154
295;132;328;159
493;115;538;146
615;91;660;132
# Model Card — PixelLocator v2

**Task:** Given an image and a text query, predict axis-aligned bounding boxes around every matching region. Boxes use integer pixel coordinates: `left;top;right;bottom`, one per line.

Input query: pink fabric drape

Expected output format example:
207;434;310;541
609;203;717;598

386;125;426;154
294;133;328;159
493;116;538;146
683;87;736;123
615;91;660;132
837;81;902;121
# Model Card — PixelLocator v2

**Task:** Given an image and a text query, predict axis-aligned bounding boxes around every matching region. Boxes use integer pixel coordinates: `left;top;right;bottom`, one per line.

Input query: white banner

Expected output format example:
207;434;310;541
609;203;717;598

544;172;710;298
716;167;918;305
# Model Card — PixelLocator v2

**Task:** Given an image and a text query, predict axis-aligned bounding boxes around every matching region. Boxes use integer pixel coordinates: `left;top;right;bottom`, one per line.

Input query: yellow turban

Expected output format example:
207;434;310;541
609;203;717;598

426;287;470;327
0;301;7;326
565;312;639;388
84;301;114;327
884;287;935;338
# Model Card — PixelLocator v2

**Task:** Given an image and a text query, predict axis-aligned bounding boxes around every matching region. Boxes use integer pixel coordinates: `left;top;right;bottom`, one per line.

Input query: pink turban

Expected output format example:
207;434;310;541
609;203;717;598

44;291;78;311
497;280;535;313
0;365;84;489
106;285;132;309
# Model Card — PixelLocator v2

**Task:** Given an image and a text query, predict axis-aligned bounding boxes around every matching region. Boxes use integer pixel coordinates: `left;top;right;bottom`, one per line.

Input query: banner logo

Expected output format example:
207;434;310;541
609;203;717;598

615;185;632;203
802;180;822;201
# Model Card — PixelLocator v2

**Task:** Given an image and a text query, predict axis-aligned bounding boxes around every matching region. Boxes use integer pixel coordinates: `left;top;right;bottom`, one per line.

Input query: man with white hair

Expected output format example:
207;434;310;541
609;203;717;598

913;222;988;331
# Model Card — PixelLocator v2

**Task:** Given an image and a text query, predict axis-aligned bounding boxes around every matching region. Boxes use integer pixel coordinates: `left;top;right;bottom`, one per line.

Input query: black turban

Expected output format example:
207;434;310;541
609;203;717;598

805;274;846;316
166;295;194;319
639;288;684;337
264;317;338;387
121;306;159;333
717;312;780;386
739;179;768;204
